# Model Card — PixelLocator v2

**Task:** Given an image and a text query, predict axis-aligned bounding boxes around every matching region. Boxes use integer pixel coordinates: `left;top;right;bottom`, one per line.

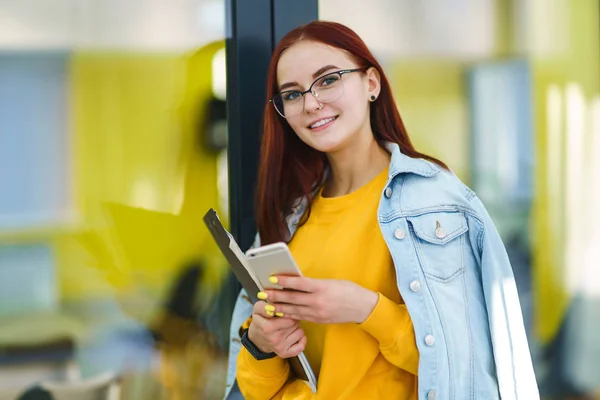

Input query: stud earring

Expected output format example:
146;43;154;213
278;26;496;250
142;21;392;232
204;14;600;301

370;95;376;101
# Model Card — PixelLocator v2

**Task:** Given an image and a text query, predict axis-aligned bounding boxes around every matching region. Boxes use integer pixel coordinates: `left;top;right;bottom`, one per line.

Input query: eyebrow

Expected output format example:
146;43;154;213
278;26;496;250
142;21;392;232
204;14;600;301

278;64;339;91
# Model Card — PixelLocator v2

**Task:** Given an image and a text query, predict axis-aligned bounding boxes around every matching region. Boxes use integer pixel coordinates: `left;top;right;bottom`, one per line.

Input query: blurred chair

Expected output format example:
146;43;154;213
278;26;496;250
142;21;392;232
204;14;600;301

13;371;119;400
12;386;53;400
38;371;117;400
0;244;85;398
0;337;77;400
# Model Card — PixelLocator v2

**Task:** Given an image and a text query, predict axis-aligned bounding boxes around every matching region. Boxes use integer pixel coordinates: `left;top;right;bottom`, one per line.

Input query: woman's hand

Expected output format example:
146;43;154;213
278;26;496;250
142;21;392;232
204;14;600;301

247;300;307;358
264;276;379;324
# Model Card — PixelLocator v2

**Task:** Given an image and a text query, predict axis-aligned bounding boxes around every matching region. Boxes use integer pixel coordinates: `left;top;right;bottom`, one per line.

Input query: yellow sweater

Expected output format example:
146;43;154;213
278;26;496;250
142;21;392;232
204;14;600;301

237;167;419;399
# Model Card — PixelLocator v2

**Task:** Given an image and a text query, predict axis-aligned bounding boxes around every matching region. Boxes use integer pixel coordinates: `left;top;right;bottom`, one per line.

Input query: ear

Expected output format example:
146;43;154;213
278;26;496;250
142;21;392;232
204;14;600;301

366;66;381;101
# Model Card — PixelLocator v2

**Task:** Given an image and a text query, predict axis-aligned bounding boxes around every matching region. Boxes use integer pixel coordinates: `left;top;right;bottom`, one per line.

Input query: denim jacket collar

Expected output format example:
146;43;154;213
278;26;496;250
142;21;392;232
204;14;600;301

384;142;440;179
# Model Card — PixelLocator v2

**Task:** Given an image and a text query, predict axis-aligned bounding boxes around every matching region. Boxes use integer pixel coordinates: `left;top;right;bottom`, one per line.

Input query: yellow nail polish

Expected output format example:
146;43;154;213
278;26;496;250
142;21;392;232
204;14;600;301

269;276;278;284
265;304;275;312
275;312;284;317
266;310;274;317
257;292;268;300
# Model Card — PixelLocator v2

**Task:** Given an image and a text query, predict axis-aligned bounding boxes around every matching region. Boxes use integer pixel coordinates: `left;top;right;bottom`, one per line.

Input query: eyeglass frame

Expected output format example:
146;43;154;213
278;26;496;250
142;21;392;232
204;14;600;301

269;67;369;118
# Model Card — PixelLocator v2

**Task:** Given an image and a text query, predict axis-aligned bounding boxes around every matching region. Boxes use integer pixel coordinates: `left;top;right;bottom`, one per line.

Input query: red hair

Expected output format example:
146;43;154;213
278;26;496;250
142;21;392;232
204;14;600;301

256;21;447;244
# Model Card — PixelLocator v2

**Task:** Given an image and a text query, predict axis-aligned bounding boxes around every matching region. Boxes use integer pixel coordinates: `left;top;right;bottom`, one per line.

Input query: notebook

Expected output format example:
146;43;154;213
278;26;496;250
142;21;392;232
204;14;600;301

203;208;317;393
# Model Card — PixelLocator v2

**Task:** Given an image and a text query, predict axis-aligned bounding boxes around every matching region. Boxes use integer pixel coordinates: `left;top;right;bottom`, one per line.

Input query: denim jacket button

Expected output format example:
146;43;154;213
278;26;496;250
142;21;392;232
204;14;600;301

394;228;405;240
384;187;393;198
409;280;421;292
435;221;446;239
427;390;436;400
425;334;435;346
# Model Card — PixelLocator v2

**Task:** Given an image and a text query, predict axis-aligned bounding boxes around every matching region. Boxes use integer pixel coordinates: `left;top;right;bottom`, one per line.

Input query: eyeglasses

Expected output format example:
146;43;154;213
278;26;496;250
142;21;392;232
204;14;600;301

270;68;367;118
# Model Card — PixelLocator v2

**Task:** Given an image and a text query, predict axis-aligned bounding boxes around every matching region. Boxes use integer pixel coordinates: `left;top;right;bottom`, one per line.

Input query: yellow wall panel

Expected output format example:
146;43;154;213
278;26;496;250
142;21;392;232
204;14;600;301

56;44;227;310
390;61;470;182
532;0;600;342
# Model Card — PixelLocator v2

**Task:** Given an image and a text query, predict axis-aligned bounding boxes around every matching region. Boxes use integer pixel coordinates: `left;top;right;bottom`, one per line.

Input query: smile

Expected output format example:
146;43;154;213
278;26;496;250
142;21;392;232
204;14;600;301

309;116;337;129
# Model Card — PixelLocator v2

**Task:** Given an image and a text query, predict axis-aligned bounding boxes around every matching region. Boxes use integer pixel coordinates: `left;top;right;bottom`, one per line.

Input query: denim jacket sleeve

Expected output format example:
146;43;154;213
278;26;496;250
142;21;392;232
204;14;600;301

468;194;539;400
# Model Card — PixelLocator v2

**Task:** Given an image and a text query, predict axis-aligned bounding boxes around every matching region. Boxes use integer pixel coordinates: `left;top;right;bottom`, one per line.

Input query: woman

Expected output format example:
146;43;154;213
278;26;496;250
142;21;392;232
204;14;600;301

224;21;538;400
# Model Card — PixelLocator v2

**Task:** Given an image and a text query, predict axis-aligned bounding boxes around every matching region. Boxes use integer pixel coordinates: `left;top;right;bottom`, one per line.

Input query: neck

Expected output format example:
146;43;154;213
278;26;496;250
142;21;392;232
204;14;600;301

323;133;390;197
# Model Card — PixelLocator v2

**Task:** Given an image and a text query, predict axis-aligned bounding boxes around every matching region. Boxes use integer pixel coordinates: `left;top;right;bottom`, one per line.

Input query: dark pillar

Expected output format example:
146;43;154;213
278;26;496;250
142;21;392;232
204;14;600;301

217;0;318;353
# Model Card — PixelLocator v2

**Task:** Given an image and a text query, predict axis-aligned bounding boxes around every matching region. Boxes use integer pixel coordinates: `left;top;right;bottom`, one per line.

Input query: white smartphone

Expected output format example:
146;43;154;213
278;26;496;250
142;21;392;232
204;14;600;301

245;242;303;290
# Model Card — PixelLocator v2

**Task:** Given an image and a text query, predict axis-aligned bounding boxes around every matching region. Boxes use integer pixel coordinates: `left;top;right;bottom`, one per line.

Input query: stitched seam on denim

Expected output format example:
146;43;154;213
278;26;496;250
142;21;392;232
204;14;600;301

423;267;465;283
477;224;485;255
419;242;452;400
379;204;482;223
389;163;440;179
426;160;441;174
397;174;406;213
463;183;476;201
412;219;467;244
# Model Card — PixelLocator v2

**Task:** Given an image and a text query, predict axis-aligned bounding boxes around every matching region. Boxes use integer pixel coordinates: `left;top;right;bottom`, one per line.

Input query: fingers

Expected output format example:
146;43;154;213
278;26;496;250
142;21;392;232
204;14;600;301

248;308;306;359
285;335;308;358
252;301;298;333
269;303;312;319
284;326;305;344
265;288;312;306
270;276;318;292
264;317;298;333
248;316;299;354
274;327;307;358
252;300;273;318
251;300;280;318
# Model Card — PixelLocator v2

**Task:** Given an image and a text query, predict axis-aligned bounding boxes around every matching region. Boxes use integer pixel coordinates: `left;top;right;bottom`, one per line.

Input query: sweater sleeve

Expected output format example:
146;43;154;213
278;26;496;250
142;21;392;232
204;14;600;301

236;345;291;400
358;292;420;375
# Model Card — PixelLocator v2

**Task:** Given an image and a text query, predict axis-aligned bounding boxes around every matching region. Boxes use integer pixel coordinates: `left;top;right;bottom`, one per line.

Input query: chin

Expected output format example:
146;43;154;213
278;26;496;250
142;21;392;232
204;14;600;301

296;125;353;153
308;136;347;153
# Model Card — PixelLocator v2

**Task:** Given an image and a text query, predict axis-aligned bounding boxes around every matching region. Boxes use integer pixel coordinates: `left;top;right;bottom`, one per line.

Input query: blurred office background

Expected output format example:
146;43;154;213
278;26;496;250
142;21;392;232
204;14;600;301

0;0;598;399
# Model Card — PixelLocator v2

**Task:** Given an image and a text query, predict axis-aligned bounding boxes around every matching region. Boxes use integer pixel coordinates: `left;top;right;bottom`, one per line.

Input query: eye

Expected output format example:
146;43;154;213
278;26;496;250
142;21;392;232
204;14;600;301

318;75;340;87
282;91;301;101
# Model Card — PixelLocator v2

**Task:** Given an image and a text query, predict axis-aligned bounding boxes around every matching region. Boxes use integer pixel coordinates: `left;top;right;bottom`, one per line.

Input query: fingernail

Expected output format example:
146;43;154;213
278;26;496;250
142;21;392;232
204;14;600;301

269;276;278;284
275;312;284;317
266;310;274;317
257;292;268;300
265;304;275;312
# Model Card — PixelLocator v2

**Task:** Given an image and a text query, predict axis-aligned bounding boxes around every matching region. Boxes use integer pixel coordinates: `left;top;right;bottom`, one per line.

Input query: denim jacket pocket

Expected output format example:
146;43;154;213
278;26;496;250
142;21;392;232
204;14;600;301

407;211;469;282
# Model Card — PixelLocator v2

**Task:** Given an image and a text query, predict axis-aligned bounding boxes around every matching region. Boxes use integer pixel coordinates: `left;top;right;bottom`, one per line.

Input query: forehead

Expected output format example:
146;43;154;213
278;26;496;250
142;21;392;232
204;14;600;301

277;40;356;86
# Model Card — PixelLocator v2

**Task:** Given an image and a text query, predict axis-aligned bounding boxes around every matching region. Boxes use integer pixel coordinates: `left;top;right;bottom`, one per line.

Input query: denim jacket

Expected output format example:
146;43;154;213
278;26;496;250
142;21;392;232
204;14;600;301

224;142;539;400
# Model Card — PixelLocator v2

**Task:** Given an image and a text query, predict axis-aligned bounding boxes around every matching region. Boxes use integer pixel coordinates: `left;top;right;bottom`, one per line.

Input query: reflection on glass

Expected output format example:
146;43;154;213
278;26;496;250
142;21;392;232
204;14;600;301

583;97;600;297
0;1;229;399
564;83;586;294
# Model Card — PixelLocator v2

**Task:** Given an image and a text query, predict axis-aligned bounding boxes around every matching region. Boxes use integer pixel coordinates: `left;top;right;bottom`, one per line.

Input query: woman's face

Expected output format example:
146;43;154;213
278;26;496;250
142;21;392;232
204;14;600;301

276;40;379;153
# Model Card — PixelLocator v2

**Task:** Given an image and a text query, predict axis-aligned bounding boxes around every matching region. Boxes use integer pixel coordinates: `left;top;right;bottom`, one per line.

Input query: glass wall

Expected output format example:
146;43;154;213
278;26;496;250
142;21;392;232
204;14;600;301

0;1;230;399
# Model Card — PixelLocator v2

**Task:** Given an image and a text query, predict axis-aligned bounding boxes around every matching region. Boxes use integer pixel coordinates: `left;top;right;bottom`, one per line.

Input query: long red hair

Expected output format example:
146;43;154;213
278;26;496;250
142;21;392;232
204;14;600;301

256;21;447;244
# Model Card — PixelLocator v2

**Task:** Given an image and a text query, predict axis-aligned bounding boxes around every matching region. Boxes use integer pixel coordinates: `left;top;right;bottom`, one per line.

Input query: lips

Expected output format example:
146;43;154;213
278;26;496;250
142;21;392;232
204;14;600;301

309;116;338;129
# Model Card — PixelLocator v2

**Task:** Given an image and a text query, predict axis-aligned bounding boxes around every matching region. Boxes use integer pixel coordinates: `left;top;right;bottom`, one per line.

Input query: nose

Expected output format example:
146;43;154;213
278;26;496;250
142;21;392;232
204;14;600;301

303;91;322;113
